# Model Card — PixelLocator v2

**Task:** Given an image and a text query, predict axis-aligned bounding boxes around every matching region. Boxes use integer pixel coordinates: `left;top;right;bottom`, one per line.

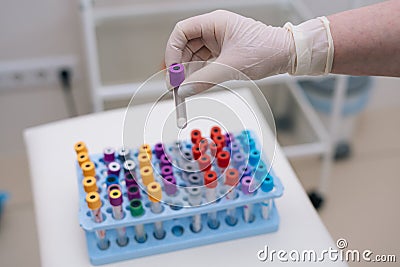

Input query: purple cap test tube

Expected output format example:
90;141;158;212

108;161;121;176
109;190;123;206
127;184;141;200
233;153;246;169
103;147;115;163
125;172;137;187
163;175;177;196
241;176;253;195
154;143;165;159
160;153;172;168
161;165;173;178
238;165;253;178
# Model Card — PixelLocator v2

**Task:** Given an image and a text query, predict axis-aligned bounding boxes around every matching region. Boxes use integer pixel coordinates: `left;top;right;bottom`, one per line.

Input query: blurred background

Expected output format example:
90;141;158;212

0;0;399;266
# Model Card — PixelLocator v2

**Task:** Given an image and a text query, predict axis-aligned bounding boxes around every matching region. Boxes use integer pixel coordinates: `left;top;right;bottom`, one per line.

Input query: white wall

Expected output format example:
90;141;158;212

0;0;397;154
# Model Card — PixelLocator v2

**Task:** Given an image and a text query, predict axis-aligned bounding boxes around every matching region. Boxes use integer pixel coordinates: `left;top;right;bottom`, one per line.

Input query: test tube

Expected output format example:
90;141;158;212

147;182;165;239
74;141;88;154
107;184;122;196
138;153;151;169
107;161;121;177
204;171;219;229
238;165;253;180
140;166;154;186
163;175;177;196
139;144;152;159
241;176;255;223
191;129;202;144
210;126;221;140
160;153;172;168
103;147;115;163
81;161;96;179
187;187;202;232
154;143;165;159
169;63;187;129
260;175;274;219
217;150;230;175
127;184;141;200
129;199;146;243
233;152;246;169
77;152;90;167
197;154;212;172
123;159;136;174
181;162;196;181
109;189;128;246
124;172;137;187
188;173;202;186
249;149;261;167
86;192;109;250
82;176;98;193
117;147;131;162
161;165;173;179
224;168;239;226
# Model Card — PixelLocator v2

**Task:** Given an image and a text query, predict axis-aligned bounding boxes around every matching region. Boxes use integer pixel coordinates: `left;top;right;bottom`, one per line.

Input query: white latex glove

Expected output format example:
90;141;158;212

165;10;334;97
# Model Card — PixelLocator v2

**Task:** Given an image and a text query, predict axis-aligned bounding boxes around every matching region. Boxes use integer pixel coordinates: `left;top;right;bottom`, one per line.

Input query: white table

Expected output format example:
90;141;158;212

24;89;347;266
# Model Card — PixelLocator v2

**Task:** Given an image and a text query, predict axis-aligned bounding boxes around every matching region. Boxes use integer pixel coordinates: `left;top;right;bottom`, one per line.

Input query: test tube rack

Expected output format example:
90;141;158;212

76;130;284;265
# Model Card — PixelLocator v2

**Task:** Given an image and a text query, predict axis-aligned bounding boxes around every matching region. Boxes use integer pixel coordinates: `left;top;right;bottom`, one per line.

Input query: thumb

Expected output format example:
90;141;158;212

178;60;241;98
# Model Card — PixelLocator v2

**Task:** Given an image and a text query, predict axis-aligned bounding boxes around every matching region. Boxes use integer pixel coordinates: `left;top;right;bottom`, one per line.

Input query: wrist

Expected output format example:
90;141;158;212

284;16;334;76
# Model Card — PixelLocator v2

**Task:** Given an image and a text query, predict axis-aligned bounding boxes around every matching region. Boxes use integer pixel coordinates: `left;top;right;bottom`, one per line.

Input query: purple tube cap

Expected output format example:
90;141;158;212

161;165;173;178
169;63;185;87
109;190;123;206
241;176;253;195
127;185;141;200
163;175;177;196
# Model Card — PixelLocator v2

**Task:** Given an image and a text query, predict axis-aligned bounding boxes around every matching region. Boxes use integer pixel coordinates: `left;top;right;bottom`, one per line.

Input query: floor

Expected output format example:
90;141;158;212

0;106;399;266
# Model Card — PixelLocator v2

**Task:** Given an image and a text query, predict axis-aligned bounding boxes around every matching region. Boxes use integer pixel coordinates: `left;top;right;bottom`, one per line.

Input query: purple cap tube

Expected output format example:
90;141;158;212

160;153;172;168
154;143;165;159
107;161;121;177
125;172;137;187
127;184;141;200
163;175;177;196
103;147;115;163
241;176;252;195
238;165;253;178
107;184;122;196
230;141;241;155
109;189;123;206
161;165;173;178
169;63;187;129
225;132;234;146
233;153;246;169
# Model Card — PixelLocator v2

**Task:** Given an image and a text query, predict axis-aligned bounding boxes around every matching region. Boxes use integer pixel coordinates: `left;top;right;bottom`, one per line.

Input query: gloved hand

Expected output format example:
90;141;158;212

165;10;334;97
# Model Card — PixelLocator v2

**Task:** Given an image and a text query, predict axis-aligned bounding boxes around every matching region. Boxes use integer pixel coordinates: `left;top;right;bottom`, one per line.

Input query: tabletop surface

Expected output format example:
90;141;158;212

24;88;347;266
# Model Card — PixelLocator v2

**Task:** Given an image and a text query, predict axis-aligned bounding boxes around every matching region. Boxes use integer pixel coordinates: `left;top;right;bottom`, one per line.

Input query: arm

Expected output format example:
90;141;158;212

329;0;400;76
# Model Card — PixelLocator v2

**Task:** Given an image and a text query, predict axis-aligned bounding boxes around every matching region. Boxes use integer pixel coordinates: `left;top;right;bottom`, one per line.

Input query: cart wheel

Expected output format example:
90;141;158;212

275;116;293;131
334;142;351;160
308;191;324;210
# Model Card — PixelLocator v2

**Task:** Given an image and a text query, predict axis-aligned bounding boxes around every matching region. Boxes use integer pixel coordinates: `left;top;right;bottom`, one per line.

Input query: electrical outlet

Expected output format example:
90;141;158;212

0;55;79;91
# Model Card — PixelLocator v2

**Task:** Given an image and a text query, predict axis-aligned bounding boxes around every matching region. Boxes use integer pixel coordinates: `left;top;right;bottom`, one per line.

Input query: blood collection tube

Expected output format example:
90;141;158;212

224;168;239;225
209;142;222;157
233;152;246;169
82;176;98;193
138;153;151;169
123;159;136;174
163;175;177;196
217;150;230;174
191;129;202;144
103;147;115;163
192;144;201;160
249;149;261;167
241;176;255;223
140;166;154;186
154;143;164;159
105;174;119;188
230;141;241;155
147;182;165;239
210;126;221;140
198;138;209;154
139;144;152;159
129;199;146;243
238;165;253;179
74;141;87;154
225;132;234;146
181;162;196;181
204;171;219;229
169;63;187;129
187;187;202;232
81;161;96;178
161;165;173;178
197;154;212;172
213;134;226;148
109;189;128;246
107;161;121;177
127;184;141;200
77;152;90;167
124;172;137;187
107;184;122;196
188;173;202;186
117;147;131;162
159;153;172;168
178;148;193;167
260;175;274;219
248;138;256;151
86;192;109;250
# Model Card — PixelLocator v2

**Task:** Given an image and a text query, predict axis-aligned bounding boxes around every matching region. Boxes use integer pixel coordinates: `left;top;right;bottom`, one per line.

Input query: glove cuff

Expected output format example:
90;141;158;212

284;16;334;75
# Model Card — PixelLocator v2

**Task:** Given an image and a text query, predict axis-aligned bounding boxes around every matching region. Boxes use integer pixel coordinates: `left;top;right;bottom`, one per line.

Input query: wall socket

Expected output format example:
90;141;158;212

0;55;79;91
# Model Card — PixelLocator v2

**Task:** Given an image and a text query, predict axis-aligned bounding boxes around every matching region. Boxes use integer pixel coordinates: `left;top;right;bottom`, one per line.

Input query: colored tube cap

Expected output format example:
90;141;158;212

86;192;101;210
160;154;172;168
105;174;119;188
191;129;202;144
123;159;136;173
117;147;131;161
238;165;253;178
130;199;144;217
197;154;211;171
261;175;274;192
225;168;239;186
254;161;268;181
107;161;121;176
241;176;252;195
82;161;96;177
233;152;246;168
103;147;115;162
127;184;141;200
107;184;122;195
249;149;261;166
147;182;162;202
210;126;221;140
109;189;123;206
140;166;154;186
154;143;164;159
198;138;208;153
192;144;201;160
77;152;90;167
74;141;87;154
138;152;151;169
139;144;152;159
213;134;226;147
188;173;202;185
163;175;177;196
161;165;173;178
230;141;241;154
169;63;185;87
82;176;98;193
125;172;137;187
217;150;230;168
204;171;218;188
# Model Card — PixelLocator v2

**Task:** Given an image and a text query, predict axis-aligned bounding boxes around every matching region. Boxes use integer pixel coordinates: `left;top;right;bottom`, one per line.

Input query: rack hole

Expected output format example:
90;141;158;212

171;225;184;237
